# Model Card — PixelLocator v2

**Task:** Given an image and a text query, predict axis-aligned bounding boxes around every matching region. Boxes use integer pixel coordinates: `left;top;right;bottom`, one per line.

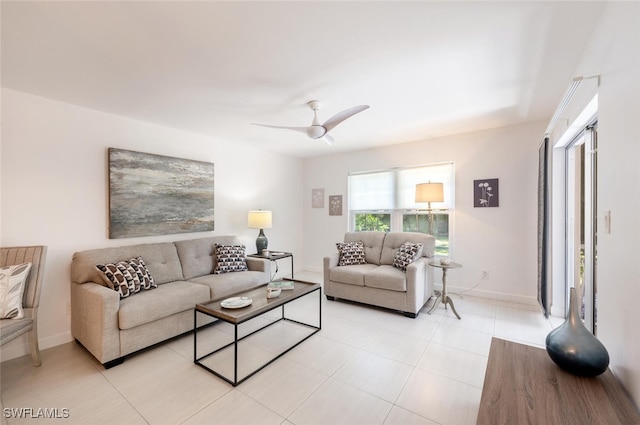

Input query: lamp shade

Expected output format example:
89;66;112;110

248;210;272;229
415;183;444;203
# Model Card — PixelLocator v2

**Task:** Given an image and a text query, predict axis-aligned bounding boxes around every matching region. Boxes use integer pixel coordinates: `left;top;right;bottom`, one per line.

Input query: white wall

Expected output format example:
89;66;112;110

576;1;640;408
0;88;304;360
545;1;640;408
303;120;546;305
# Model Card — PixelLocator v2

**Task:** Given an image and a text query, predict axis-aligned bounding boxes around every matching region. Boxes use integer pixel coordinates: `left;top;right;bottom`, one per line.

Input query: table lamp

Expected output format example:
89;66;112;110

415;182;444;234
248;210;272;255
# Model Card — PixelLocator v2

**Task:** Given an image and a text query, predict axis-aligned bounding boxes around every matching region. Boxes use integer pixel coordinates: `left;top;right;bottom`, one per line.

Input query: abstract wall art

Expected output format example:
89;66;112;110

108;148;215;238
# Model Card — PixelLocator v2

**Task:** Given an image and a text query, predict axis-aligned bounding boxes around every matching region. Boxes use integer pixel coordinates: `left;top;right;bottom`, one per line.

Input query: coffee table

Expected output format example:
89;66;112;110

194;278;321;386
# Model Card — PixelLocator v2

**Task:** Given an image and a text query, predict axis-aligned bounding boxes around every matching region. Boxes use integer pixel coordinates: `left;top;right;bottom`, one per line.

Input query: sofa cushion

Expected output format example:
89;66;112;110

0;263;32;319
329;264;378;286
344;232;385;265
189;271;268;300
380;232;432;265
336;242;367;266
364;265;407;292
213;244;248;274
175;236;241;280
118;281;210;330
72;242;183;286
392;242;423;272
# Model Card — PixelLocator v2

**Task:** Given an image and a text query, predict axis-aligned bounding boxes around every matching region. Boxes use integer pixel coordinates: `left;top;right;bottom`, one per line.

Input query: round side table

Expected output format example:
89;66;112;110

427;261;462;319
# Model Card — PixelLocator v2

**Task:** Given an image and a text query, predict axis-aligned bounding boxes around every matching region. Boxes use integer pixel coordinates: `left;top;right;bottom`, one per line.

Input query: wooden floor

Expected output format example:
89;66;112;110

477;337;640;425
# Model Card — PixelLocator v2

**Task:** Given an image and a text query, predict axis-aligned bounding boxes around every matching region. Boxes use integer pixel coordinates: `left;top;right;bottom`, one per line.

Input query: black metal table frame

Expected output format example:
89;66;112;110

193;286;321;386
247;251;294;279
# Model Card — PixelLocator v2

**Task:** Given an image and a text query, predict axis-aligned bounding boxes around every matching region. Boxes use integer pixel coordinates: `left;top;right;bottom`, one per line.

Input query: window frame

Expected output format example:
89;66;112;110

348;163;455;257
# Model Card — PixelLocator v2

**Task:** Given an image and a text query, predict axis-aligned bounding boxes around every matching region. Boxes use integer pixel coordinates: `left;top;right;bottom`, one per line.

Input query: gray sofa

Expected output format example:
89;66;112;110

70;235;270;367
323;232;435;318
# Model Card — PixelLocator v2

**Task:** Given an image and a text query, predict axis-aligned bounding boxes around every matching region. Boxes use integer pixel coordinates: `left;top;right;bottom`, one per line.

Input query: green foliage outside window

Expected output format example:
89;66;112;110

354;212;450;256
402;213;449;256
354;213;390;232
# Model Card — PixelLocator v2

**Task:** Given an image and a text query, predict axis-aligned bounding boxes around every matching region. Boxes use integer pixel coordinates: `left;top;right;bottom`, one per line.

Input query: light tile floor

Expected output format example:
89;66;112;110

1;271;559;425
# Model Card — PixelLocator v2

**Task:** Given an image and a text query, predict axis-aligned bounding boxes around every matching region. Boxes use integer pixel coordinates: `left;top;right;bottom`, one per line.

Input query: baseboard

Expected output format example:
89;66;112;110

304;266;323;274
0;331;73;363
443;284;541;308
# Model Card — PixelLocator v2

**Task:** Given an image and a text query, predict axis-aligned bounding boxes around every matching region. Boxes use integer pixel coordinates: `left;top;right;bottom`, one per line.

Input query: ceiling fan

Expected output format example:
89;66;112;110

253;100;369;145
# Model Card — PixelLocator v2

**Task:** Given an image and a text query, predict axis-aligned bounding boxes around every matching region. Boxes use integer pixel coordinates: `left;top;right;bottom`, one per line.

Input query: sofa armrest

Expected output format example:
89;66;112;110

322;252;340;278
324;253;339;271
70;281;121;364
323;253;339;285
405;257;434;310
246;257;269;272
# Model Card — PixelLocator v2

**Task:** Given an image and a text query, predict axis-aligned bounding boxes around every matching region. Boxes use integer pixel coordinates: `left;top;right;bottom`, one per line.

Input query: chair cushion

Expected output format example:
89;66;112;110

336;241;367;266
0;317;33;343
0;263;32;319
364;265;407;292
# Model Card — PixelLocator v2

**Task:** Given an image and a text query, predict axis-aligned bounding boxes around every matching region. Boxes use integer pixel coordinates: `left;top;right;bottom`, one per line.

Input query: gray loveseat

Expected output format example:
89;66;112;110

323;232;435;318
71;235;270;367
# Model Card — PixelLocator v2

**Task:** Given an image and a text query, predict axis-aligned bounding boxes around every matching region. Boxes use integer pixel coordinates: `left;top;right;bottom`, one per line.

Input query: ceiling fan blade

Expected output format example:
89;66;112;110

322;105;370;132
320;134;335;146
252;123;310;134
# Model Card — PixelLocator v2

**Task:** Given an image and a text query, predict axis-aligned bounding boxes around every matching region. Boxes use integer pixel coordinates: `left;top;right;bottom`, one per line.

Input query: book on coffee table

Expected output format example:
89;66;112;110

268;280;295;290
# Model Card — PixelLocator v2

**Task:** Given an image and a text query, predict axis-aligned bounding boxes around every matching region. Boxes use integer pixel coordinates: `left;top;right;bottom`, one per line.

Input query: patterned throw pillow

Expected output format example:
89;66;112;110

336;241;367;266
96;260;140;298
129;257;157;290
213;244;248;274
0;262;32;319
393;242;424;272
96;257;157;298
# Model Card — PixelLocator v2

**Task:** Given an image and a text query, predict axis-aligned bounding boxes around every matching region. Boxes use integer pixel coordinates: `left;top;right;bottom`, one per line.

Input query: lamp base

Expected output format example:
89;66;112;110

256;229;268;255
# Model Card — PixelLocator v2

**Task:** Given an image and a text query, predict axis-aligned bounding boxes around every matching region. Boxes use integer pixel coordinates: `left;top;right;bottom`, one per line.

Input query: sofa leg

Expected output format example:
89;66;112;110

103;357;125;369
326;295;335;301
403;312;418;319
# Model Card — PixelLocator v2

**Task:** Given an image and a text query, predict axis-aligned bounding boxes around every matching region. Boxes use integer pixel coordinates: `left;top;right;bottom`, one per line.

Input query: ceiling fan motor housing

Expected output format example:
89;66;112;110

307;125;326;139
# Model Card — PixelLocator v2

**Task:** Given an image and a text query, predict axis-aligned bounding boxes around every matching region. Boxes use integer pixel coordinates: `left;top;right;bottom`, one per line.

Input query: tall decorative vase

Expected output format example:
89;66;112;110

545;287;609;376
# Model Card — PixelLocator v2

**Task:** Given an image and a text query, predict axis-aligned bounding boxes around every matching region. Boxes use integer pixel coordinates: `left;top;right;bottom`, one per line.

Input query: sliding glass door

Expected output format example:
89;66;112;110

566;125;597;333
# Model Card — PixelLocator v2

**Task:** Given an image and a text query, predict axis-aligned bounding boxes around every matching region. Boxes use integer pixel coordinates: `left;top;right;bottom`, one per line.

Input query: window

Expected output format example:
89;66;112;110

348;163;454;256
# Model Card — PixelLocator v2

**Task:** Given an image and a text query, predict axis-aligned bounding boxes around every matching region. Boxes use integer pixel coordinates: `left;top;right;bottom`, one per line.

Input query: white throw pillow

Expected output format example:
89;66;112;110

0;262;32;319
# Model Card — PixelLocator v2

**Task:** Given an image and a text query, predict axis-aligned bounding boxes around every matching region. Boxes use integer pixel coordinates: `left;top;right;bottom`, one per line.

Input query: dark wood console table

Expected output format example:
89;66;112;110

477;337;640;425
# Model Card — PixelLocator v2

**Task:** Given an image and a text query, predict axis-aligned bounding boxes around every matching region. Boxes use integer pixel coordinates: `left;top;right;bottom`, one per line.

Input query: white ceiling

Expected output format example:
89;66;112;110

1;1;605;158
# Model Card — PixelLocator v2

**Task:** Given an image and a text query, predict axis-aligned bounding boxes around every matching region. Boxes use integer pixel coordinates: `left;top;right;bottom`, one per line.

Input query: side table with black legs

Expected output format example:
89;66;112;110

247;251;294;279
427;261;462;319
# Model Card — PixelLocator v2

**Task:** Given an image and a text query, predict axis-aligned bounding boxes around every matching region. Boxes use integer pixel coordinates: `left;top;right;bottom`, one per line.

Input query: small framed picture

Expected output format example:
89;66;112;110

312;188;324;208
329;195;343;216
474;178;499;207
